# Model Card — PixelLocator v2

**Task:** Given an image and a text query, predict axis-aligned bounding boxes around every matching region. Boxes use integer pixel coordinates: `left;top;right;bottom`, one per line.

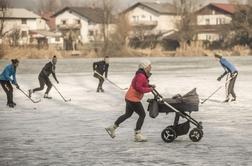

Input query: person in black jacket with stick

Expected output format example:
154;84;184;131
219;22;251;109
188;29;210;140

93;49;109;92
28;56;59;99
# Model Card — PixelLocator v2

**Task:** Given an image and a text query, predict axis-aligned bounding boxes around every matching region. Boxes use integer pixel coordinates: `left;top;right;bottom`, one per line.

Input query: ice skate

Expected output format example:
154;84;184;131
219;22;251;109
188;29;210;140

134;130;147;142
44;93;52;99
105;125;117;138
28;89;33;98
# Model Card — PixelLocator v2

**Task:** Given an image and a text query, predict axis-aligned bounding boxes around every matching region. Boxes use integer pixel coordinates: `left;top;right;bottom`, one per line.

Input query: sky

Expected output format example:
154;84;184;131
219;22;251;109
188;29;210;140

8;0;239;13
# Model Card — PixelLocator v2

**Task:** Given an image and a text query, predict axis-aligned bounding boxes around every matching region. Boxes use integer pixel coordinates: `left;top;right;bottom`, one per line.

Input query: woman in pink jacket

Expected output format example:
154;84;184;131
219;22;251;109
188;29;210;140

106;59;153;142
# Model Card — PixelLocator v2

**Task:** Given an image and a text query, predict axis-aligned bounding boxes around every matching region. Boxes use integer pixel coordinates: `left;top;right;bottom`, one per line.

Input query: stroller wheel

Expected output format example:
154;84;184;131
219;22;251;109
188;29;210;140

161;127;176;143
189;128;203;142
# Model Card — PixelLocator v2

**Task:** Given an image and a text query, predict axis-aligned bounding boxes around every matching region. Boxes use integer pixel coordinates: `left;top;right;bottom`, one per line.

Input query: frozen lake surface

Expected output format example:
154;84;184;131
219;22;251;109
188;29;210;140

0;57;252;165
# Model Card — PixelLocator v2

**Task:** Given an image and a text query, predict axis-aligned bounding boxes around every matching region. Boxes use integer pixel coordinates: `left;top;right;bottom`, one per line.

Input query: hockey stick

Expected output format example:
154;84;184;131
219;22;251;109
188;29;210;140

201;73;237;104
18;88;41;103
52;84;71;102
94;71;128;90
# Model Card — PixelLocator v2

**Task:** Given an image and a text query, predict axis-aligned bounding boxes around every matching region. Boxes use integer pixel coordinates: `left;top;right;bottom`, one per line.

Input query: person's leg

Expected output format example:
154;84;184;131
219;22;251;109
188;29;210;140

224;74;231;101
133;102;146;131
114;101;134;126
1;81;11;105
229;74;237;101
32;76;45;93
44;77;52;97
6;81;13;105
98;77;104;92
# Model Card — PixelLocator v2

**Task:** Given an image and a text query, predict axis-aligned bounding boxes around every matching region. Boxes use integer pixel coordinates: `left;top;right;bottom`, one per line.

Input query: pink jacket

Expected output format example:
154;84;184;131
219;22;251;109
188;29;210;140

125;71;152;102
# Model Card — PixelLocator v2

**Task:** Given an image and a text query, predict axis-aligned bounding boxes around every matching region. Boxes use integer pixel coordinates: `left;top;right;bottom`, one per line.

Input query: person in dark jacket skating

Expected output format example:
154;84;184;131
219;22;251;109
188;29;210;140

215;53;238;102
105;59;154;142
28;56;59;99
93;52;109;92
0;59;20;108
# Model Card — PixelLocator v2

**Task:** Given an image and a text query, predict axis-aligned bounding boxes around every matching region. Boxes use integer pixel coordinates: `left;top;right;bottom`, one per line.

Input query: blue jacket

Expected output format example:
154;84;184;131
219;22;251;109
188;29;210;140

0;64;17;84
220;58;238;74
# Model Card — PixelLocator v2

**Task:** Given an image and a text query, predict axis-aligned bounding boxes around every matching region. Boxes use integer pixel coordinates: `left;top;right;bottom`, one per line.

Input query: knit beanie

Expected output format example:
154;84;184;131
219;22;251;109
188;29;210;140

139;59;151;69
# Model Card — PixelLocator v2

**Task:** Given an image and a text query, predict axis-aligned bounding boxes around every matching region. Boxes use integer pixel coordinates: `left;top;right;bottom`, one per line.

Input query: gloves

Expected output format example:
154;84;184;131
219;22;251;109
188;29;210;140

56;80;59;84
149;84;156;89
217;76;222;81
15;84;20;89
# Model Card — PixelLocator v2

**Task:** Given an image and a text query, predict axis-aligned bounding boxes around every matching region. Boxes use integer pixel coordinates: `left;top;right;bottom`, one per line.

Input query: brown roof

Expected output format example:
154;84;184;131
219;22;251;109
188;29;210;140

52;7;114;24
41;12;56;30
196;3;249;15
122;2;177;15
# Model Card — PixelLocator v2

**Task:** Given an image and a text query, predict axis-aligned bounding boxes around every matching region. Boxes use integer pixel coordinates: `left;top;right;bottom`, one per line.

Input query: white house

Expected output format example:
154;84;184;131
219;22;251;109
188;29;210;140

52;7;115;49
0;8;49;44
195;3;244;42
122;2;179;38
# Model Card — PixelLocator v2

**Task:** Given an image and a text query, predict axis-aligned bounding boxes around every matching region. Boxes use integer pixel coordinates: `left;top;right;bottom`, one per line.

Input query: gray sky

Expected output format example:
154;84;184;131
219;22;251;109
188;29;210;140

8;0;238;13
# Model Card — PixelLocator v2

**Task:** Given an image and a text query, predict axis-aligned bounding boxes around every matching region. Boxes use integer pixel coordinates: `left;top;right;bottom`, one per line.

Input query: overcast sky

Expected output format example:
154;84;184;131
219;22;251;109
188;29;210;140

8;0;237;13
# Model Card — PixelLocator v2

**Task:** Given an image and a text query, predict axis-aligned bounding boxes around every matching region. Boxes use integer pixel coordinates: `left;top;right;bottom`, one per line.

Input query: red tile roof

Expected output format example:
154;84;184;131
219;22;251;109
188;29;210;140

211;3;236;14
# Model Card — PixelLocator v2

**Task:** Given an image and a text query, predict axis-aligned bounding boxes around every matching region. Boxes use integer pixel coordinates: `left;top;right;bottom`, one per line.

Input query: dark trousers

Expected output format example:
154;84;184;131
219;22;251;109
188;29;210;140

33;74;52;94
94;73;104;91
115;100;146;131
0;80;13;104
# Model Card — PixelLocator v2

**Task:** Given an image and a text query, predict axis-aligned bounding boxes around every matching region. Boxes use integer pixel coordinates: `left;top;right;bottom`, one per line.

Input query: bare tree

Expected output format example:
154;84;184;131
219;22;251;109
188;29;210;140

0;0;9;38
111;14;131;49
173;0;200;49
100;0;115;56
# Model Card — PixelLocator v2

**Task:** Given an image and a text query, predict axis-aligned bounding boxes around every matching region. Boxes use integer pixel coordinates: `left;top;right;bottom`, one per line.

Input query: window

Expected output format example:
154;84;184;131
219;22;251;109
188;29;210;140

21;19;27;24
21;31;27;37
55;37;60;42
205;18;210;25
62;20;66;24
150;16;152;21
142;15;145;19
89;30;94;36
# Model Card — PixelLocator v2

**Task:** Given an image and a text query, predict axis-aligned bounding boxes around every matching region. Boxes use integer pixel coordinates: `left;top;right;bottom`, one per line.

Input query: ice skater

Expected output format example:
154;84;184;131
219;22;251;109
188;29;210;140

28;56;59;99
105;59;154;142
215;53;238;102
93;49;109;92
0;59;20;108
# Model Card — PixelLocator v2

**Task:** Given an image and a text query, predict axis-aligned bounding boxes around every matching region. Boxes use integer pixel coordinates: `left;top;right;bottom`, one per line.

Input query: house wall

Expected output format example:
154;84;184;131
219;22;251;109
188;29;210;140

126;5;178;34
196;5;232;41
55;10;89;43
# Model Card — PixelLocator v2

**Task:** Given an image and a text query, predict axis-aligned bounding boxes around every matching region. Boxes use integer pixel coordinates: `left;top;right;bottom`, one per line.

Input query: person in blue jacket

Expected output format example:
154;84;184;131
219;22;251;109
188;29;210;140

0;59;20;108
215;53;238;102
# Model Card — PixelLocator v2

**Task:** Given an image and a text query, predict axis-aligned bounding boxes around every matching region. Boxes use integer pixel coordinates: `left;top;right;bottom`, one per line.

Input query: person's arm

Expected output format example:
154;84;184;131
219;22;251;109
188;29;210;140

52;65;59;83
105;64;109;78
134;74;152;93
217;62;228;81
93;62;97;71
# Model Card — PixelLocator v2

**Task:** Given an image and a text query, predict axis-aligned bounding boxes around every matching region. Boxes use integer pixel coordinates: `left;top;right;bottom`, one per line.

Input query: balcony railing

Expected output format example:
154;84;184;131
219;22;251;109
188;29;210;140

57;23;81;30
131;20;158;27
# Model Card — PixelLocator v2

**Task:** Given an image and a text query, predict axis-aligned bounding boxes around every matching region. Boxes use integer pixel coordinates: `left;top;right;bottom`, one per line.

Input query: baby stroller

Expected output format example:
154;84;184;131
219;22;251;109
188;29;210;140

147;88;203;143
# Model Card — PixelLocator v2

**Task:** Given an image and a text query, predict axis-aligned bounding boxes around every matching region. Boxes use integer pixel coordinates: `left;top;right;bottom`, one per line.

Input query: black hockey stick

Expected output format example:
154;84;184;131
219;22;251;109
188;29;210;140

18;88;41;103
94;71;128;90
201;73;237;104
52;84;71;102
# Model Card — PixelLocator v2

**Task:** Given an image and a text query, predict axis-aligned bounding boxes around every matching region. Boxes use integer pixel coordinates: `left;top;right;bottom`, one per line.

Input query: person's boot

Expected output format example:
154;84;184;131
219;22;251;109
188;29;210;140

11;101;16;106
223;98;229;103
134;130;147;142
44;93;52;99
28;89;33;98
105;124;117;138
231;98;236;102
100;88;104;93
7;102;15;108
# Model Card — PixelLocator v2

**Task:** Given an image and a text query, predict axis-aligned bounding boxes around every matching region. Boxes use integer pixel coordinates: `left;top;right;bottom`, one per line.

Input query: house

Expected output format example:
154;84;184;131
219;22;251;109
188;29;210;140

52;7;115;50
0;8;49;45
122;1;179;38
194;3;245;42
